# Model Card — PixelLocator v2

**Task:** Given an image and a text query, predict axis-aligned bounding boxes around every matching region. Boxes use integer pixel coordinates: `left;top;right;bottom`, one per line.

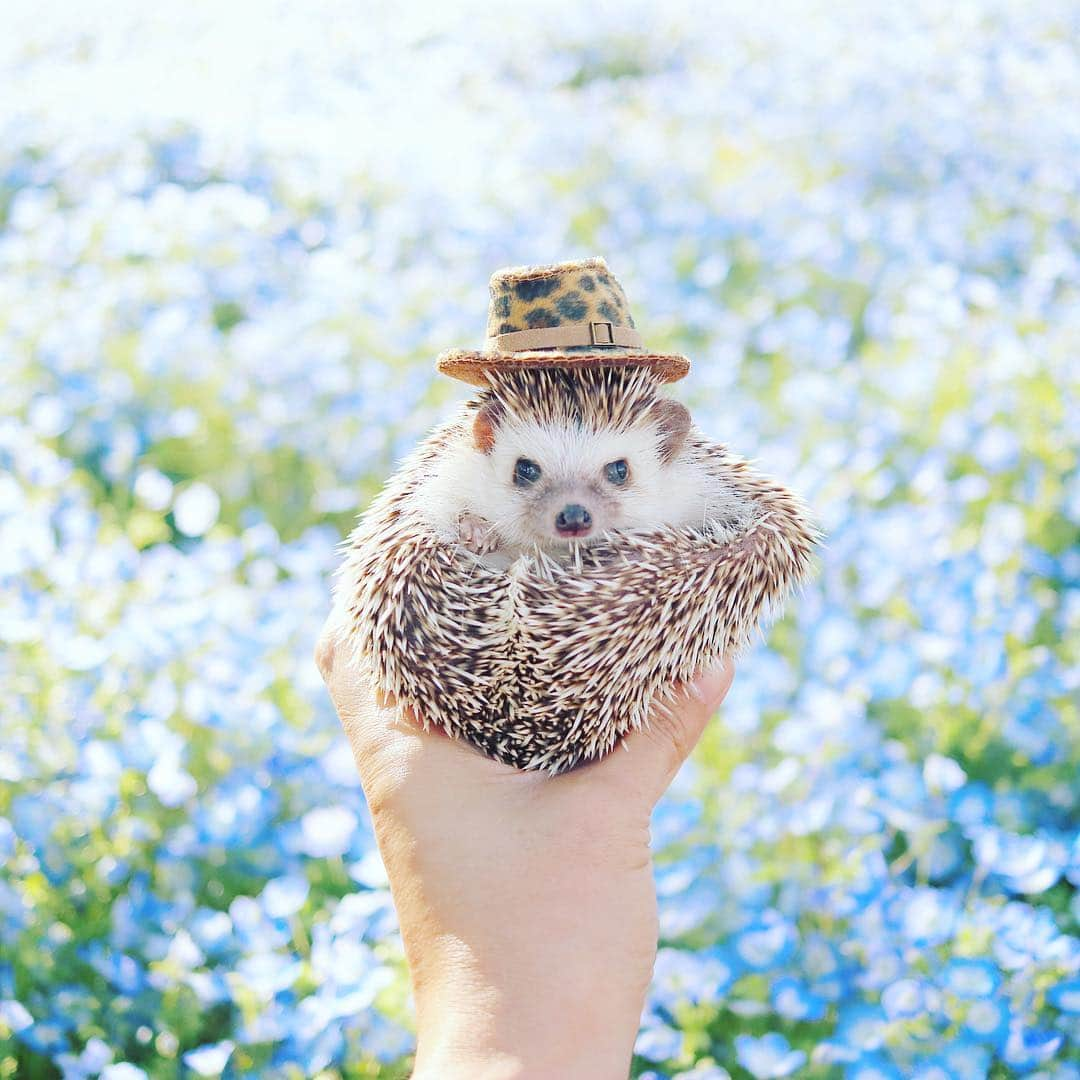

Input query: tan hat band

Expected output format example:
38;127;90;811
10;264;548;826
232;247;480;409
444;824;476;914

486;320;645;353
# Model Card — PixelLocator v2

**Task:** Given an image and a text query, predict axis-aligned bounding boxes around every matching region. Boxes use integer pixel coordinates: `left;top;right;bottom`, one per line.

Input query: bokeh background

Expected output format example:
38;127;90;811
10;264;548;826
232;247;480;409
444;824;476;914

3;0;1079;1077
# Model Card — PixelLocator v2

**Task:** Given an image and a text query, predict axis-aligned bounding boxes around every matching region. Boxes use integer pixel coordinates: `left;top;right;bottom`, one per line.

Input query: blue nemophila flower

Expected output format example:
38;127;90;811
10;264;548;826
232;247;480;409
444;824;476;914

1003;702;1065;766
735;1033;807;1079
228;895;290;953
832;1003;888;1053
940;957;1001;999
14;1014;71;1057
651;796;704;848
658;878;726;938
1001;1023;1064;1069
972;826;1067;894
188;908;233;953
844;1054;903;1080
672;1065;732;1080
652;946;738;1009
909;1062;951;1080
813;1038;860;1066
771;975;828;1021
185;970;231;1008
655;844;718;898
922;829;967;883
961;996;1011;1047
348;848;390;889
887;885;961;947
989;899;1079;970
0;998;33;1033
100;1066;148;1080
946;781;993;829
173;482;221;537
936;1039;991;1080
827;848;889;916
182;1039;234;1077
1067;833;1080;888
275;1015;346;1076
881;977;927;1020
635;1019;683;1062
922;753;967;794
801;934;845;995
195;779;280;847
56;1036;113;1080
360;1013;414;1064
1047;978;1080;1014
330;888;398;943
733;912;797;970
82;945;145;996
297;805;359;859
146;751;198;807
234;949;302;997
261;874;310;919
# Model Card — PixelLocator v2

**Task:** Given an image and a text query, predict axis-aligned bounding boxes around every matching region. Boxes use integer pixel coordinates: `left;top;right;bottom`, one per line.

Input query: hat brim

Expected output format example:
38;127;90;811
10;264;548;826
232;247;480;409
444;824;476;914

436;348;691;388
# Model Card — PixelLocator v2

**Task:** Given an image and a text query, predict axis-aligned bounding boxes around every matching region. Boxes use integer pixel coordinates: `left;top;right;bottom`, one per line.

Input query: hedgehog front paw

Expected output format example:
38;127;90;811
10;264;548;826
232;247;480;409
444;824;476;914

457;513;497;554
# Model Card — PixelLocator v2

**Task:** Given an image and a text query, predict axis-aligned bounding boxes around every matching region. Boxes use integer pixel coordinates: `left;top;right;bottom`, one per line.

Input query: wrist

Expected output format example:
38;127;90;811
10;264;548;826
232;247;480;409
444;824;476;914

368;770;660;1079
402;883;656;1080
411;968;644;1080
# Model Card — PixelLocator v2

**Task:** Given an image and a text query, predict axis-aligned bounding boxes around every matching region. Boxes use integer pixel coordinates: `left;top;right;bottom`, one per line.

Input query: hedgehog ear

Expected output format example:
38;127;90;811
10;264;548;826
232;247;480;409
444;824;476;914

472;401;503;455
649;399;691;462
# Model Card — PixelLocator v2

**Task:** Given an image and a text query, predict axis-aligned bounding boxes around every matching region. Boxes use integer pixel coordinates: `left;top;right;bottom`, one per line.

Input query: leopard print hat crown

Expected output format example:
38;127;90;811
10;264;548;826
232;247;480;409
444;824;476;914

435;256;690;387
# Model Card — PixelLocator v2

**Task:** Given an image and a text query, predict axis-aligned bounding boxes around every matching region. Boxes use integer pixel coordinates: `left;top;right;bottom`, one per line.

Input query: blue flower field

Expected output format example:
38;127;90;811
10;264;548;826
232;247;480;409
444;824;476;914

2;1;1078;1076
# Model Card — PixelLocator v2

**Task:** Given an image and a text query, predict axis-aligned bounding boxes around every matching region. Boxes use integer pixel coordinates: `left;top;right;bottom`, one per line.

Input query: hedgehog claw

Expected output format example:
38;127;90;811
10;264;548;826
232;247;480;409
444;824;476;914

457;512;498;554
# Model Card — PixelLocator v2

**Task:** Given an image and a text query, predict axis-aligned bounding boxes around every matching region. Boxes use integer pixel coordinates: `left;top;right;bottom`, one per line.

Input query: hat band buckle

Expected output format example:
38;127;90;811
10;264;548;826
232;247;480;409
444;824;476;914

485;321;646;354
589;320;615;345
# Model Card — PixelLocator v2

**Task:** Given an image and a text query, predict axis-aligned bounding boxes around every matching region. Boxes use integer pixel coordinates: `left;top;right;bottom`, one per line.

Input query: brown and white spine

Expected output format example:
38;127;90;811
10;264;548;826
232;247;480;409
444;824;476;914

333;398;821;774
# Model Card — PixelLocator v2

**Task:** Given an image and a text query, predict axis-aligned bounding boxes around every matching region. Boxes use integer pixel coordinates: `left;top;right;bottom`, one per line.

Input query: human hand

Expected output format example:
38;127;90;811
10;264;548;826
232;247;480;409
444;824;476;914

315;620;734;1080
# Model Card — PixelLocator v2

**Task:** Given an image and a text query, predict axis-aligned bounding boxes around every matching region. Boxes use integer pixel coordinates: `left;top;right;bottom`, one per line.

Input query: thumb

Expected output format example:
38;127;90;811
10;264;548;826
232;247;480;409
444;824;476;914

596;660;735;805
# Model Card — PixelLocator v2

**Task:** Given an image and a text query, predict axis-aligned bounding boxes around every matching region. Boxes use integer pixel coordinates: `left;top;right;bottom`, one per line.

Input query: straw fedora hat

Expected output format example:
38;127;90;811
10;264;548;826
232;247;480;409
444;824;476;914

436;256;690;387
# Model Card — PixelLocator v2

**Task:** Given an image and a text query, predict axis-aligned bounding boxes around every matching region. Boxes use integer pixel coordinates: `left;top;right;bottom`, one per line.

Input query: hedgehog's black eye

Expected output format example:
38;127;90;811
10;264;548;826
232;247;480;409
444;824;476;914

604;459;629;485
514;458;542;486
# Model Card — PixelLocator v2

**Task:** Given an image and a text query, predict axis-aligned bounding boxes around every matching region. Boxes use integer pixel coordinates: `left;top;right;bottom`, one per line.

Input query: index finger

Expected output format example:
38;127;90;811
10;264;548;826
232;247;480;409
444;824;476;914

316;607;456;736
314;615;399;742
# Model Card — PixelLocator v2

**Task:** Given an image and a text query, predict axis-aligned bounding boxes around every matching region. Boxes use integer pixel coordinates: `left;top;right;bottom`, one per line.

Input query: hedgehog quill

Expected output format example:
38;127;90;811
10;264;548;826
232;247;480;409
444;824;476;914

332;257;821;773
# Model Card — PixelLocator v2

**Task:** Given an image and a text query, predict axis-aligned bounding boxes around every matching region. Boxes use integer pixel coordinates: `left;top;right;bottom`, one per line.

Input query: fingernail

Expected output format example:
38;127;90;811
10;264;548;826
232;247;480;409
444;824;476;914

688;664;733;710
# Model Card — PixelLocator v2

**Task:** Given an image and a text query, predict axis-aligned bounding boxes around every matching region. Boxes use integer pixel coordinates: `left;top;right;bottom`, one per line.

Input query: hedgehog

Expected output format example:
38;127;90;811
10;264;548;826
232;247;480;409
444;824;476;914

332;363;820;774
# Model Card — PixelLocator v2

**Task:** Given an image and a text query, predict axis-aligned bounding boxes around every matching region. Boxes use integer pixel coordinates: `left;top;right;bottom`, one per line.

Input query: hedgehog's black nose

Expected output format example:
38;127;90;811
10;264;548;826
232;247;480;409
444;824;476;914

555;503;592;537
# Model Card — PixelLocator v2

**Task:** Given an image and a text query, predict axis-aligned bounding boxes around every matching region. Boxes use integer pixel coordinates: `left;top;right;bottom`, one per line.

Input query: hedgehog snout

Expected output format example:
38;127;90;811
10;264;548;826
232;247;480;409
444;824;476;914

555;503;593;538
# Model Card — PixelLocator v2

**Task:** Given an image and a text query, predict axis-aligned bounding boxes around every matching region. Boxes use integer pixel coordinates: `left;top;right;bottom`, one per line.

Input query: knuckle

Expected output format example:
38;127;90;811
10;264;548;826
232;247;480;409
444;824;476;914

652;694;708;764
664;714;698;763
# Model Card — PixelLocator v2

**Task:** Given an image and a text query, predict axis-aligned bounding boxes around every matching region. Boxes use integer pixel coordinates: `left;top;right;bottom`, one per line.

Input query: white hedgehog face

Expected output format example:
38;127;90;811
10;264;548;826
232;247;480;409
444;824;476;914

459;398;694;551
